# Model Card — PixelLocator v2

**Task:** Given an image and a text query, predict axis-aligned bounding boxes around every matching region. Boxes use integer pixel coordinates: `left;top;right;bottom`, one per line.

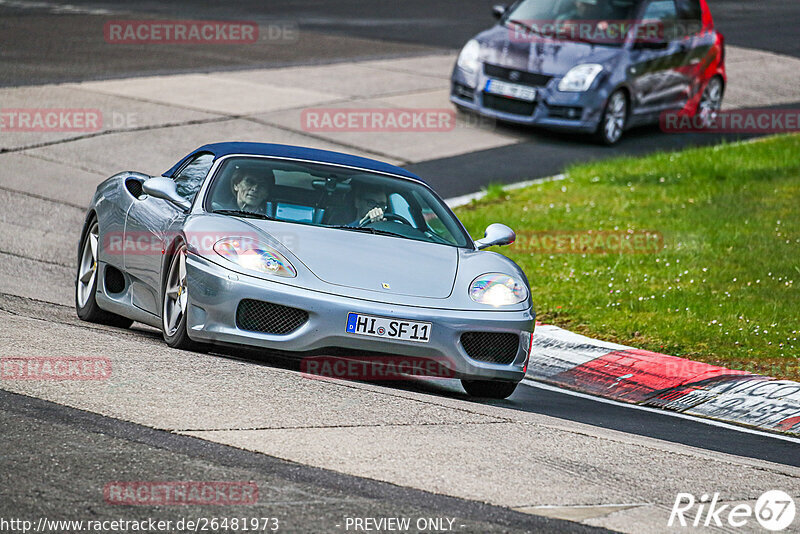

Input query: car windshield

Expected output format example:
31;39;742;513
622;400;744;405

503;0;643;46
204;157;472;248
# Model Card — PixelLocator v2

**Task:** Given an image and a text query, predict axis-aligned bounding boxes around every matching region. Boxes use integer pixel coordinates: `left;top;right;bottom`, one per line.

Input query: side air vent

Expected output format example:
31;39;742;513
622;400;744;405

104;265;126;294
125;177;145;199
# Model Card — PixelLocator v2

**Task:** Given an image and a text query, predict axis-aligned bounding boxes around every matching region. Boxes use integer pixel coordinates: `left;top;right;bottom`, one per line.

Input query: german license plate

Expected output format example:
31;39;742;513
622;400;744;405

346;313;431;343
484;79;537;101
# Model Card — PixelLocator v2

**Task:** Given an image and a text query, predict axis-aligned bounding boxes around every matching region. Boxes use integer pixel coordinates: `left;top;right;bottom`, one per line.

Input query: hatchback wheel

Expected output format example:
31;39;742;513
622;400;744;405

596;90;627;145
695;77;723;128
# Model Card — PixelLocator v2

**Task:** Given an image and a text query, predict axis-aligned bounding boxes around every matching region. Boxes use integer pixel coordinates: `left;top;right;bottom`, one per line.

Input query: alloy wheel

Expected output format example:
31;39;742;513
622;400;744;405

163;245;188;337
76;222;99;308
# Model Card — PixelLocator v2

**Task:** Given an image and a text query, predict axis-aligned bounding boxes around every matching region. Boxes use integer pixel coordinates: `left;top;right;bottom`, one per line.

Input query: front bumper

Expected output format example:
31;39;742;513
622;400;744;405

185;253;535;382
451;66;607;133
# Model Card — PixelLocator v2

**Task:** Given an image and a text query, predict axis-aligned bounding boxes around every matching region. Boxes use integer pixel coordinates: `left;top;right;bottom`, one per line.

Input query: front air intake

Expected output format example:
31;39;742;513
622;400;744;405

235;299;308;335
460;332;520;365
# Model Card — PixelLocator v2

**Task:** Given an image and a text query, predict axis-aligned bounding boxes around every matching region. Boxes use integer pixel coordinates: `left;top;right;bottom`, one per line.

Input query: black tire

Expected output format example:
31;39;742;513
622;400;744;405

161;241;201;350
595;89;628;146
461;379;520;399
75;218;133;328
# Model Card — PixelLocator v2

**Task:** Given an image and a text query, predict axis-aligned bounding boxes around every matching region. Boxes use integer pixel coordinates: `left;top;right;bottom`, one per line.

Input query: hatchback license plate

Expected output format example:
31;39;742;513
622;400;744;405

346;313;431;343
485;79;537;102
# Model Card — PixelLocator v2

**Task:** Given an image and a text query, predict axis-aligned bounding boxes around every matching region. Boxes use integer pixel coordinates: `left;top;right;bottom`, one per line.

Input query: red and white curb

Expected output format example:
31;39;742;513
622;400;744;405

527;324;800;437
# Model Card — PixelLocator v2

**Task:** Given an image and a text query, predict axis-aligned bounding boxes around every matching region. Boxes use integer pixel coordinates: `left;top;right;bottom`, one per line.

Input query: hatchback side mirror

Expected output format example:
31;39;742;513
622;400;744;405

142;177;191;211
492;4;508;19
475;223;516;250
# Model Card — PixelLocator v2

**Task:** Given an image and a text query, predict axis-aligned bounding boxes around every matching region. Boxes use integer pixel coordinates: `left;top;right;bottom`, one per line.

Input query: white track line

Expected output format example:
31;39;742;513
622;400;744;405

445;174;566;208
522;379;800;444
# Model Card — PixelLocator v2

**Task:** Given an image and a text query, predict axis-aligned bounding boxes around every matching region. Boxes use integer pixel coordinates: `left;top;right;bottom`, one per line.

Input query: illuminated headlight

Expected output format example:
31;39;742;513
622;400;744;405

558;64;603;92
457;39;481;75
213;238;296;278
469;273;528;306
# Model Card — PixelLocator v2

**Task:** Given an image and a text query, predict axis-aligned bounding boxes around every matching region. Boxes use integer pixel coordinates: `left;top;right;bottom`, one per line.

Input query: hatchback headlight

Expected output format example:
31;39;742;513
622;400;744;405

457;39;481;75
213;238;296;278
469;273;528;306
558;64;603;92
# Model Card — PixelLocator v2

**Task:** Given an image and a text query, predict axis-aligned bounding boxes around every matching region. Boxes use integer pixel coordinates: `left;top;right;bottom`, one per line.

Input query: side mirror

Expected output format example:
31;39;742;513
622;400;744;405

475;223;516;250
492;4;507;19
142;177;191;211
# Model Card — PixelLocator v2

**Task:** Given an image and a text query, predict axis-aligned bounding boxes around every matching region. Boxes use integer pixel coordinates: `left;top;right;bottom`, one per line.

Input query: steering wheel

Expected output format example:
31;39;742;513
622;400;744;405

381;213;413;226
359;212;413;227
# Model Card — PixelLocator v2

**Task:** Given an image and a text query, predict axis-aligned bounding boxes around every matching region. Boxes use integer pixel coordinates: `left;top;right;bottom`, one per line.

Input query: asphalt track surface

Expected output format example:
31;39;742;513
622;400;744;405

2;1;800;532
1;389;604;533
1;0;799;88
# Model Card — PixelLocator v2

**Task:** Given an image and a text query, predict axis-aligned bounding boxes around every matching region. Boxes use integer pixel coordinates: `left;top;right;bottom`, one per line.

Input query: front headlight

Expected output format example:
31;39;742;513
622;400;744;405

457;39;481;75
469;273;528;306
213;237;297;278
558;64;603;92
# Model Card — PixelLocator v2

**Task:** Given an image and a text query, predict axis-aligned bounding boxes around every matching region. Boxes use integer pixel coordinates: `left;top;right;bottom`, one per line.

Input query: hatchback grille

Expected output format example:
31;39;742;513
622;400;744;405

482;94;537;116
484;63;553;87
235;299;308;335
460;332;520;365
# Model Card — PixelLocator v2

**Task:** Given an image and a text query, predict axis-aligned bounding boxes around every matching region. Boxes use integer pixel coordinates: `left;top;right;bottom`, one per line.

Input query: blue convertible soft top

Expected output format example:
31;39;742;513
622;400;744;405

164;142;423;182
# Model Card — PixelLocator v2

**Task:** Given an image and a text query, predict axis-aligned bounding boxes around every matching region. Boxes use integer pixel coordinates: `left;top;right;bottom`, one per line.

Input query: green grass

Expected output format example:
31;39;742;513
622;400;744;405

455;134;800;379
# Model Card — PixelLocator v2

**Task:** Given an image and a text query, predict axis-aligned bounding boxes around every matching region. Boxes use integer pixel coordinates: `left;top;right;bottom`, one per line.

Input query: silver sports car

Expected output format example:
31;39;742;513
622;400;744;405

76;143;535;399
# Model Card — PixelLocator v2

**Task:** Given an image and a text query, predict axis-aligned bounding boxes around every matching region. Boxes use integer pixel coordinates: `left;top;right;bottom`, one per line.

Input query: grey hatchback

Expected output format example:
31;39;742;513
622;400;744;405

450;0;726;144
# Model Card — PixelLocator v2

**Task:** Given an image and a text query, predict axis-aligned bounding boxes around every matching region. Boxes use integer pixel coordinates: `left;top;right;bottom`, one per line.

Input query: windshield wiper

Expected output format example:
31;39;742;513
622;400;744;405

328;225;409;239
213;209;276;220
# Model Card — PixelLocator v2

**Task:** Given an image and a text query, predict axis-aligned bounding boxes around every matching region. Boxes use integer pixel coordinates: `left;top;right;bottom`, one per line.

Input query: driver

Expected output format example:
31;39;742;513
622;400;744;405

230;166;274;214
351;183;389;226
556;0;601;22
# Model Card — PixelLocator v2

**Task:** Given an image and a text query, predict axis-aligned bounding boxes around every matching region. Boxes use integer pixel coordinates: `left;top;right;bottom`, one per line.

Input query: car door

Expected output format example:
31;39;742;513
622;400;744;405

123;152;214;316
627;0;692;116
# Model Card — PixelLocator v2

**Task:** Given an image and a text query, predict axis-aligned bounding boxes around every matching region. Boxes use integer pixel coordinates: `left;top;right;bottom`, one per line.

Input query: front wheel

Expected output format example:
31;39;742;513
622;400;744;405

596;90;627;146
75;219;133;328
461;379;519;399
161;242;199;350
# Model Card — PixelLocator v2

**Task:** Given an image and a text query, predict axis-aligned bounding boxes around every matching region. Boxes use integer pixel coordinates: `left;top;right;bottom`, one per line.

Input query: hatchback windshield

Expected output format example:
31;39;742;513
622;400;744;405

204;157;472;248
503;0;644;46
